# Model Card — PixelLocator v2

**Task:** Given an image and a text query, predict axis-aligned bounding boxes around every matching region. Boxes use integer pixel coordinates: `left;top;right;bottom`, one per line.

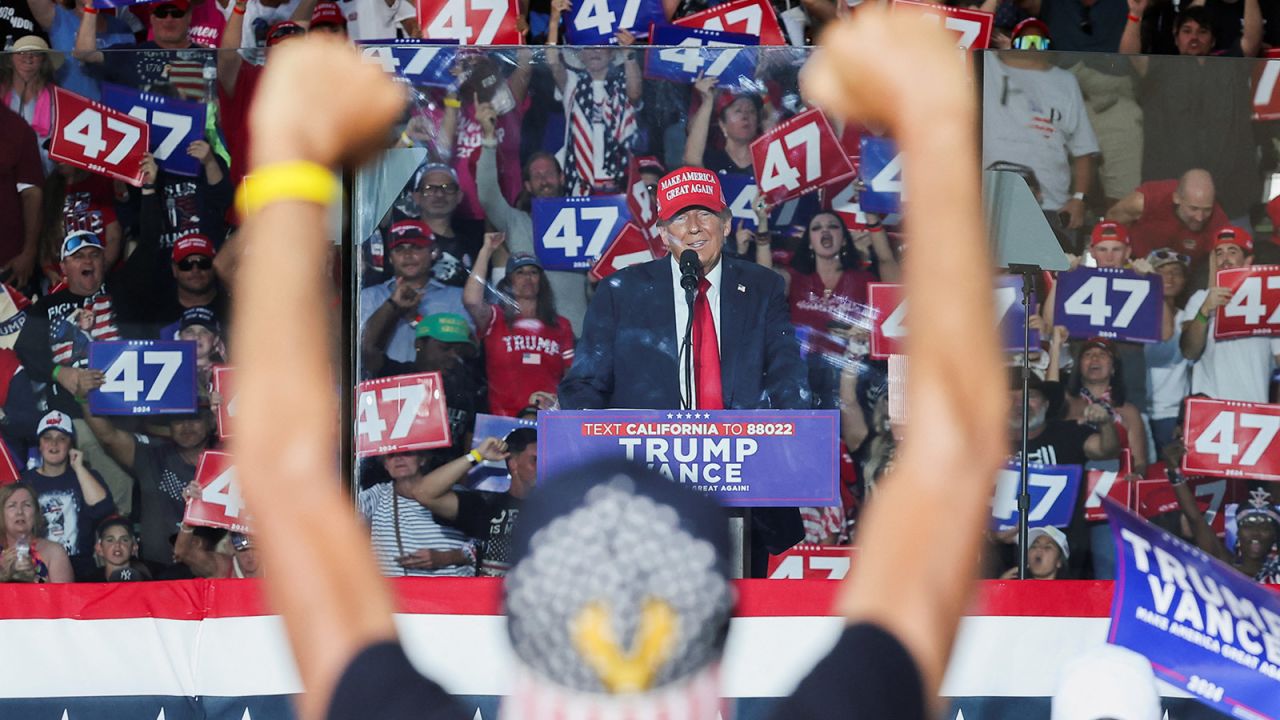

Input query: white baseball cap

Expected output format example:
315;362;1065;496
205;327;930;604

1052;644;1161;720
37;410;74;438
1026;526;1070;559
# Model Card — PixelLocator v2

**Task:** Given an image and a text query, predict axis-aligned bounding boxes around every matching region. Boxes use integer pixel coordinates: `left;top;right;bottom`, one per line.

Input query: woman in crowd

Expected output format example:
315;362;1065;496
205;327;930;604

1;35;59;171
683;77;766;175
0;483;73;583
762;210;898;409
357;450;487;577
1048;329;1148;474
464;233;574;418
1001;527;1072;580
547;0;642;195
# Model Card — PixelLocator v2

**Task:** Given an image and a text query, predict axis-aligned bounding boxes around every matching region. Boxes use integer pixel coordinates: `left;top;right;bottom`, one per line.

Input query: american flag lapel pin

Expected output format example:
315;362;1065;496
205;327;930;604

737;284;746;293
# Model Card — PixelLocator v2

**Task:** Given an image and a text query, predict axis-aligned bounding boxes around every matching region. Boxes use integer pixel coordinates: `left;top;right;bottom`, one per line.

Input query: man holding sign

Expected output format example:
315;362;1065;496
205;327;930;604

1180;227;1280;403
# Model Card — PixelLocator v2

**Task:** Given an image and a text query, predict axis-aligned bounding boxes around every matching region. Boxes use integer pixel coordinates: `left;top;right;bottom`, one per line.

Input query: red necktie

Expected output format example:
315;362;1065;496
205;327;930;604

692;278;723;409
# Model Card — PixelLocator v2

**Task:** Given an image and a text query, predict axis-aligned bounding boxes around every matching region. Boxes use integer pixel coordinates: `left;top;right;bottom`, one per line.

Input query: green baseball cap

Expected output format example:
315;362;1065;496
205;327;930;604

414;313;474;345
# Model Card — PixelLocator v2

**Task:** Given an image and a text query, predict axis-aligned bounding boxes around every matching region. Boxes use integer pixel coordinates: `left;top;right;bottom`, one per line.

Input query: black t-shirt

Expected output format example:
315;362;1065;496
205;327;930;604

22;466;115;561
431;218;485;288
132;441;196;567
326;623;924;720
450;490;520;577
703;146;753;176
0;3;44;44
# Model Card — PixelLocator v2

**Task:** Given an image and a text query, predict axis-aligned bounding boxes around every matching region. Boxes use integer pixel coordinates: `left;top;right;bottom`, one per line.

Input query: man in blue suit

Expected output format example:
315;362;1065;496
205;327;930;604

559;166;808;574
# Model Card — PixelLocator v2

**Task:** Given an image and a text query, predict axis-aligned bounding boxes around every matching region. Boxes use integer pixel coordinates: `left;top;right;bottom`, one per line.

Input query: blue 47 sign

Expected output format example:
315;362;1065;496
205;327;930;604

100;84;205;178
357;40;458;88
858;136;903;214
566;0;665;43
88;340;197;415
645;25;758;89
1054;267;1161;343
990;462;1080;531
533;195;631;271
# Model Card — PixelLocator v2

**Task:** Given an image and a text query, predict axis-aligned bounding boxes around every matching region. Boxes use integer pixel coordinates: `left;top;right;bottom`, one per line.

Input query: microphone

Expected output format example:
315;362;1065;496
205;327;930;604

679;249;702;291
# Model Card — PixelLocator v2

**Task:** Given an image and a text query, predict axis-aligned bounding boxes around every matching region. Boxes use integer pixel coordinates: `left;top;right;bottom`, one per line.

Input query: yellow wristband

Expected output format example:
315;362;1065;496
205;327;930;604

443;96;462;109
468;449;484;465
235;161;340;218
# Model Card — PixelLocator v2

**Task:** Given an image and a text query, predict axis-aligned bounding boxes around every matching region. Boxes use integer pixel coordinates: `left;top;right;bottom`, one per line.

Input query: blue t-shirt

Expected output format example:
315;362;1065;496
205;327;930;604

49;4;133;101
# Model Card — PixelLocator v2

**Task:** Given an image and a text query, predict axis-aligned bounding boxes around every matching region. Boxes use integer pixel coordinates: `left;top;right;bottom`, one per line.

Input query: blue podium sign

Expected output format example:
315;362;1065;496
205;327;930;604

88;340;198;415
537;409;840;507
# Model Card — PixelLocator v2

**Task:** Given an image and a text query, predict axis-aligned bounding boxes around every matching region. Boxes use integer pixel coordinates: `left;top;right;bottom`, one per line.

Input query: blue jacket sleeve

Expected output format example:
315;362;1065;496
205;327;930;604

557;275;619;409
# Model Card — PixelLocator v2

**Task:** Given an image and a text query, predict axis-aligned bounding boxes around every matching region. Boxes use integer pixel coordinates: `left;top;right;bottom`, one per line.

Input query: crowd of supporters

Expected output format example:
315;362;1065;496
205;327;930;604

0;0;1278;585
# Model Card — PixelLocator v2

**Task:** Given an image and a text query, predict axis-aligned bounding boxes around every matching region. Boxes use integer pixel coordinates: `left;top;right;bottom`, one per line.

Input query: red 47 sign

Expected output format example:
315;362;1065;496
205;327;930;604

184;451;250;533
892;0;993;49
589;223;654;282
1214;265;1280;339
355;371;452;457
750;109;854;205
1253;60;1280;121
49;87;148;186
767;544;854;580
418;0;522;44
1134;474;1242;536
1083;469;1131;523
868;283;906;359
625;157;665;257
1183;397;1280;481
674;0;786;46
211;365;236;440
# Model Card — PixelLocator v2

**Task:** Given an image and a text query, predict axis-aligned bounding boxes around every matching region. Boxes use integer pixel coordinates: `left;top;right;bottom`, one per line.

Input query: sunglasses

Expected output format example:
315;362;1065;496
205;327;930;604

1148;249;1190;265
61;232;101;258
268;25;305;43
177;256;213;271
153;6;188;18
419;182;459;195
1012;34;1051;50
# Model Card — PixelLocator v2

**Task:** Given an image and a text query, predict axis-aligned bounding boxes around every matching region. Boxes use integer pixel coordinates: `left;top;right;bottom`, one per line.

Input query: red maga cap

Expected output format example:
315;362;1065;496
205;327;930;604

656;167;726;222
388;220;433;250
1090;221;1129;247
310;2;346;27
172;233;216;263
1213;225;1254;253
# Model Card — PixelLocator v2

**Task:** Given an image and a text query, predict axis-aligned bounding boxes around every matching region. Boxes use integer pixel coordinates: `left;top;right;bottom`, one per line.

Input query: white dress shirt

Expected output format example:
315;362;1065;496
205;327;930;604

670;257;723;409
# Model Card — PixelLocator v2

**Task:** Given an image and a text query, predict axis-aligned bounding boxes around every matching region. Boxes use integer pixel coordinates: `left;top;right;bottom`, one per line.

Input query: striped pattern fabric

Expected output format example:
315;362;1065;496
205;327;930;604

51;294;119;366
357;483;477;577
562;67;637;197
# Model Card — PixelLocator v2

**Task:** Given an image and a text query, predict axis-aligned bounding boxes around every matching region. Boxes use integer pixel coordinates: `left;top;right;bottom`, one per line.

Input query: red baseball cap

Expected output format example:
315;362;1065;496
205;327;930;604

656;167;726;222
387;220;433;250
310;2;346;28
266;21;306;46
1213;225;1254;253
172;233;216;263
1090;221;1129;247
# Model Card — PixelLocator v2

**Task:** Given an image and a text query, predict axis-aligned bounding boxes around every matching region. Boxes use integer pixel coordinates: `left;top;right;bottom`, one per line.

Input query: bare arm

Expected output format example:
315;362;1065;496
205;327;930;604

25;0;56;32
1243;0;1262;56
174;523;233;577
866;218;900;282
682;76;717;167
464;234;501;333
1118;404;1148;474
803;7;1007;701
75;5;104;63
1121;0;1150;74
1105;190;1145;224
406;438;508;519
547;0;569;90
218;0;248;93
838;363;870;451
1182;258;1226;362
68;450;108;506
41;540;73;583
1082;404;1122;459
79;401;137;469
232;37;405;720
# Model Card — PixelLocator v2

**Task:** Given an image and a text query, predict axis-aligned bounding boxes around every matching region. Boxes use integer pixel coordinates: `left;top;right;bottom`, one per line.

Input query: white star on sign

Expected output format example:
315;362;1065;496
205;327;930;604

241;708;253;720
666;413;673;419
156;710;166;720
954;709;965;720
472;710;485;720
